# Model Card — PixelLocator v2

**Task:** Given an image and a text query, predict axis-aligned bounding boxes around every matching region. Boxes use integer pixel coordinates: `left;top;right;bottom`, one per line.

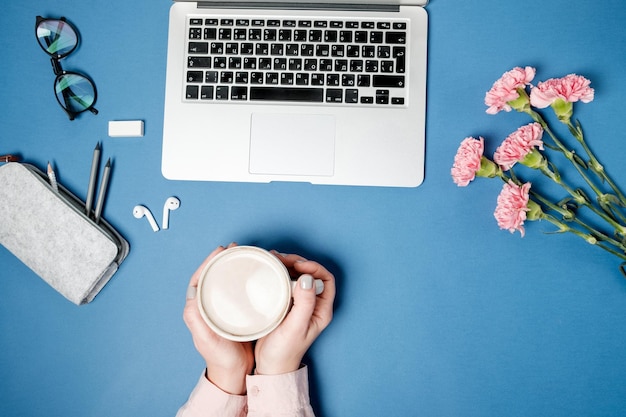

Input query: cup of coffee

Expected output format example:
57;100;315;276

197;246;323;342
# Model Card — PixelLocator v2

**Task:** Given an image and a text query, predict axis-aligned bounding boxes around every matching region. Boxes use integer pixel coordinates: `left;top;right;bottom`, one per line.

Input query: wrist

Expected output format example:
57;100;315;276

205;366;249;395
255;358;301;376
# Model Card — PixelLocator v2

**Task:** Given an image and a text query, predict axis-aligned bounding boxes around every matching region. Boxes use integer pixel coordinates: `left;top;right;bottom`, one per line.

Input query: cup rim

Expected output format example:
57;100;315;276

196;246;292;342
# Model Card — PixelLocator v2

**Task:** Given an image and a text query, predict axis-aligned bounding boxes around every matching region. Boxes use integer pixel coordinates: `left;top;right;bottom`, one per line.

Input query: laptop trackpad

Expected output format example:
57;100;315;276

249;113;335;176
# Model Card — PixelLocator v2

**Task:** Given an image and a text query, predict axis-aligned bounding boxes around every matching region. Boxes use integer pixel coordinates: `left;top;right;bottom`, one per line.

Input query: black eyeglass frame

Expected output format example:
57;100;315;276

35;15;99;121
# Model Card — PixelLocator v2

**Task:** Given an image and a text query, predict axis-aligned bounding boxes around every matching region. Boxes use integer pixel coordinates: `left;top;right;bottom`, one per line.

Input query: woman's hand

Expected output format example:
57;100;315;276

183;244;254;395
254;252;336;375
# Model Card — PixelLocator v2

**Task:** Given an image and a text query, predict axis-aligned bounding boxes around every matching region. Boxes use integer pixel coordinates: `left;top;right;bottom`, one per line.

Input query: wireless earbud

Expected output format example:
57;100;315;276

133;205;159;232
162;196;180;230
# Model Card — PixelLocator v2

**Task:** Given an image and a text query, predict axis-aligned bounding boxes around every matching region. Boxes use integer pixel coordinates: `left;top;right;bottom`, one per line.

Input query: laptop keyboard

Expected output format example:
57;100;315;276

184;16;409;106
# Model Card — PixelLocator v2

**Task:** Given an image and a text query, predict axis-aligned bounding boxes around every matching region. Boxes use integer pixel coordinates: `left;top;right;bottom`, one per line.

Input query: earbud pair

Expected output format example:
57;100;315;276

133;197;180;232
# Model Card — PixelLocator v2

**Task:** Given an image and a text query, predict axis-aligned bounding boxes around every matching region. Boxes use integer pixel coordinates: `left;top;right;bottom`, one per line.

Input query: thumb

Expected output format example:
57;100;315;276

282;274;317;334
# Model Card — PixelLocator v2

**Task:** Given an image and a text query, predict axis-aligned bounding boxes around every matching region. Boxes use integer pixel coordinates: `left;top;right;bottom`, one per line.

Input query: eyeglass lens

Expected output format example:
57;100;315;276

55;73;97;114
36;19;78;58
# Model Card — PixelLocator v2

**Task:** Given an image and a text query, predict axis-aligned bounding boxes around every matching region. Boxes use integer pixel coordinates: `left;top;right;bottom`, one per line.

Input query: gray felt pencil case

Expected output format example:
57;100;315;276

0;162;129;305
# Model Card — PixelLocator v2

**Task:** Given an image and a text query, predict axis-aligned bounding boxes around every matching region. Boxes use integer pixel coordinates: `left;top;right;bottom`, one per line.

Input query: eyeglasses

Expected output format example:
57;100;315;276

35;16;98;120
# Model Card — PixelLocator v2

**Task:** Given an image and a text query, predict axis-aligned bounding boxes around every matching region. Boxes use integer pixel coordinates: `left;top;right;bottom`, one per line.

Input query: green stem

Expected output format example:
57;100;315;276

567;120;626;206
531;111;605;196
533;197;626;261
537;164;626;236
531;190;626;251
529;110;626;236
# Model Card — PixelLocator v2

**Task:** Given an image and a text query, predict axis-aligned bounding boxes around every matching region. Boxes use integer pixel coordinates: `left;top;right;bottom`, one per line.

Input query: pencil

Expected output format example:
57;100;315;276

47;161;59;192
86;142;101;216
94;158;111;224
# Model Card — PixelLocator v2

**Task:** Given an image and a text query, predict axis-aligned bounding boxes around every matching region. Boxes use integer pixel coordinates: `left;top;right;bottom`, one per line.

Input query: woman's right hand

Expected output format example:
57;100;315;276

254;252;336;375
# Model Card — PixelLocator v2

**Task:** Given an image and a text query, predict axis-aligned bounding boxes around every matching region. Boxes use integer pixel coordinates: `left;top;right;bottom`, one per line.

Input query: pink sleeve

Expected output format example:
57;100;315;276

176;372;248;417
246;366;315;417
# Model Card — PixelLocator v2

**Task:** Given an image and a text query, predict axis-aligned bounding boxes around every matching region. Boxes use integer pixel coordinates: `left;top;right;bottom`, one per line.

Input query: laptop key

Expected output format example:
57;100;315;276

187;71;203;82
231;86;248;100
311;74;324;85
357;74;370;87
251;72;264;84
345;89;359;103
296;73;309;85
386;32;407;44
189;28;202;39
188;42;208;54
188;57;211;68
204;28;217;40
373;75;405;88
235;72;248;83
250;87;324;102
376;90;390;104
186;85;199;99
234;28;247;40
216;86;229;99
394;46;406;73
218;28;232;40
326;89;342;103
294;30;307;41
201;86;214;99
205;71;218;83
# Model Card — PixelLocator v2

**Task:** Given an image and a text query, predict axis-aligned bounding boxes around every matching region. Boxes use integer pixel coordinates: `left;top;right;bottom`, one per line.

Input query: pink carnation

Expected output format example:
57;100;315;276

530;74;594;108
485;66;536;114
494;181;531;237
451;137;484;186
493;123;544;170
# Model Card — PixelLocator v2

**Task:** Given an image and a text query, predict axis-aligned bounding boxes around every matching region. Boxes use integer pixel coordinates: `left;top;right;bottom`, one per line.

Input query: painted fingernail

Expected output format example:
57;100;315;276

186;286;197;300
301;274;314;290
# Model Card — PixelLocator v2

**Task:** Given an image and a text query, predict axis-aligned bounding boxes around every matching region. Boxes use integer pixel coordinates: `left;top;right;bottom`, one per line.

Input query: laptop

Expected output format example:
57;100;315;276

162;0;428;187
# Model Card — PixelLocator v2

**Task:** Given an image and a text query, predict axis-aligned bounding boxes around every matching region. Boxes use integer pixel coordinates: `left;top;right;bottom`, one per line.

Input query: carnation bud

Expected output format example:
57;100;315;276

520;148;547;170
476;157;500;178
526;200;544;221
550;98;573;123
508;88;531;113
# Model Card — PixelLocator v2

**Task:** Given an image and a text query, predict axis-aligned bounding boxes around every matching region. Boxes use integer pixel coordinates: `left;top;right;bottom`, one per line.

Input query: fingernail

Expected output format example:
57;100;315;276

300;274;313;290
186;286;197;300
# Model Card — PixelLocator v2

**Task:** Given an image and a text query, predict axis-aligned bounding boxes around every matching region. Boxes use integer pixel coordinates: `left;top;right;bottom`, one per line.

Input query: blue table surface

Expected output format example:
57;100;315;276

2;1;626;416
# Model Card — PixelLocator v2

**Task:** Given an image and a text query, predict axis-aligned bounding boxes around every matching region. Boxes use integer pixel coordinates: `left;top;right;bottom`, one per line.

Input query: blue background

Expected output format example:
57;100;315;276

2;1;626;416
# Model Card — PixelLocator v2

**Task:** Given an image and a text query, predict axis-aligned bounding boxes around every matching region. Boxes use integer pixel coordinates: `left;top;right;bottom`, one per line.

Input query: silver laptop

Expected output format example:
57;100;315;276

162;0;428;187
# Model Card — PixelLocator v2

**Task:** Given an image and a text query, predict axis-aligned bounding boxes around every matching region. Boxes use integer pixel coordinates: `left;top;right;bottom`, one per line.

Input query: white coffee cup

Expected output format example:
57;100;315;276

197;246;323;342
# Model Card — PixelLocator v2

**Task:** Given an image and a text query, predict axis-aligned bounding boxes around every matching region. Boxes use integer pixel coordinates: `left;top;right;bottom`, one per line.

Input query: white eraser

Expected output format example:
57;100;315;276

108;120;144;137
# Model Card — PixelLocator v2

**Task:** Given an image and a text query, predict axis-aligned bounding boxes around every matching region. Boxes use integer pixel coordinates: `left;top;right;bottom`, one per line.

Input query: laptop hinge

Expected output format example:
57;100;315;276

196;2;401;12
